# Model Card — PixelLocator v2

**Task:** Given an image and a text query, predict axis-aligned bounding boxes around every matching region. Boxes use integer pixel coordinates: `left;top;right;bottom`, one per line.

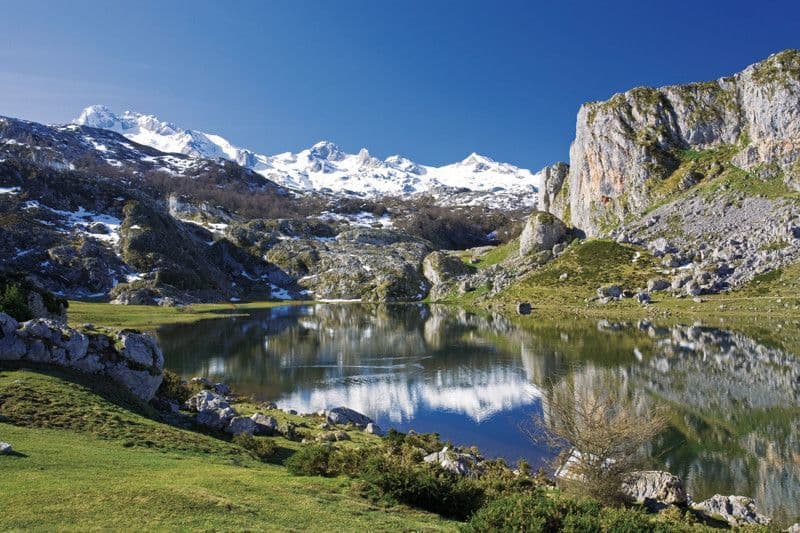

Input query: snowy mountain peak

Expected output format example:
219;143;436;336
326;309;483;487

72;105;541;208
308;141;344;161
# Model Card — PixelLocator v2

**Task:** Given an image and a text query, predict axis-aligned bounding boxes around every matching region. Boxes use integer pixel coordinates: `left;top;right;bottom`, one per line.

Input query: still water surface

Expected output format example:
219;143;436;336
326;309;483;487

158;304;800;524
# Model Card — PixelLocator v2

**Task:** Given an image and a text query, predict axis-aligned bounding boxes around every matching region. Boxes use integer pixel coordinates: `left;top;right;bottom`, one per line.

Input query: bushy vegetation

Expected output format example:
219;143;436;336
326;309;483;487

0;282;31;321
464;492;691;532
0;272;67;322
232;433;278;461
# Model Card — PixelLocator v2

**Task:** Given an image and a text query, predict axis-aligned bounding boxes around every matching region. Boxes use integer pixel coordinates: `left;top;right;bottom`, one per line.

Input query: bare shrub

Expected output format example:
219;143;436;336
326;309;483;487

529;377;666;504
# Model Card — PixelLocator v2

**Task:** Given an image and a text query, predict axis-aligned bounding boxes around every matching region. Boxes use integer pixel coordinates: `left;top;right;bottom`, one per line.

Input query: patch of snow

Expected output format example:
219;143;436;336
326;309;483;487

270;284;294;300
0;186;20;195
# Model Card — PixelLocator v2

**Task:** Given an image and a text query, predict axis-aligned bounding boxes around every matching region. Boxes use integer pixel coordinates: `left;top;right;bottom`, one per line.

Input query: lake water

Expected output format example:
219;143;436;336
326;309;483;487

157;303;800;524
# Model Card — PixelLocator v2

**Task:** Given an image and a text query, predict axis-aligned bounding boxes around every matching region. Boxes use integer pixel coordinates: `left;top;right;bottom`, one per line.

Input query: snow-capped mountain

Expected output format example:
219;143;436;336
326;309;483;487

75;105;540;207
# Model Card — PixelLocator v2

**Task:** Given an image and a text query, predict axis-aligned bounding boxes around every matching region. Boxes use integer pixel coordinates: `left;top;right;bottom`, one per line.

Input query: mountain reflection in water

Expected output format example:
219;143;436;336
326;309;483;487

157;304;800;524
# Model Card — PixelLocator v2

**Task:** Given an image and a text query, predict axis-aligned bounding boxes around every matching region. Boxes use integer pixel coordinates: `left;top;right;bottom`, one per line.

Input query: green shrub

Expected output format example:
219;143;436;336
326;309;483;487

156;370;191;404
285;445;334;476
0;283;32;321
359;454;484;520
463;492;605;532
232;434;278;461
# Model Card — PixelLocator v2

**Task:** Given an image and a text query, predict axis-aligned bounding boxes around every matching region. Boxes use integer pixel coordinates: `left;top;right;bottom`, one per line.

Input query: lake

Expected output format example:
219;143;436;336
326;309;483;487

157;303;800;524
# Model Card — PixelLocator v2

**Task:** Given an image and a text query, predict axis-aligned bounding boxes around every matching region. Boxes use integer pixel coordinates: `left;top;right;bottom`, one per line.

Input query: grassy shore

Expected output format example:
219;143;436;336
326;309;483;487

66;300;310;330
0;368;455;531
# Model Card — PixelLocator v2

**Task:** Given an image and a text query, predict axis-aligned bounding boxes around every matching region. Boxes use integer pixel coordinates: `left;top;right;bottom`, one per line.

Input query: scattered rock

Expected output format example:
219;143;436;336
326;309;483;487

517;302;532;315
635;292;651;304
186;390;237;431
0;442;12;455
213;382;231;396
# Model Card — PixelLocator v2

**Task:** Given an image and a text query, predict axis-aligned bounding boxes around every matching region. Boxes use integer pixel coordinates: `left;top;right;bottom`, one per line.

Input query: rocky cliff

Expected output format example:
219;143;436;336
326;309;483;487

559;50;800;236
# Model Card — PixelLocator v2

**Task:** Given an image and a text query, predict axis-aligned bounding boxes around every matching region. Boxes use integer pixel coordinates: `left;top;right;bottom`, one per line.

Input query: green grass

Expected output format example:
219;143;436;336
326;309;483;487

67;300;308;331
459;240;519;269
0;368;455;531
496;239;659;307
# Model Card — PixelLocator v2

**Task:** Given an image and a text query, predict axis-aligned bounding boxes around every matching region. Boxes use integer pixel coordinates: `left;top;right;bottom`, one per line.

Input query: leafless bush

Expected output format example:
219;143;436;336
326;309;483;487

529;377;666;504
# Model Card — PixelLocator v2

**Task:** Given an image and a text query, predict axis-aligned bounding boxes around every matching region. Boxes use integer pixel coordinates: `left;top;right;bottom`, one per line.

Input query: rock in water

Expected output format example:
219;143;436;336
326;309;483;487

519;211;568;256
692;495;771;527
325;407;373;428
621;471;687;506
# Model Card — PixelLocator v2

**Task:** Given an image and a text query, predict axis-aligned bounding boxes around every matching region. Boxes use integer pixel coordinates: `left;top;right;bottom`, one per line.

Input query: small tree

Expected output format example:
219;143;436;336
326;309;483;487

530;377;666;504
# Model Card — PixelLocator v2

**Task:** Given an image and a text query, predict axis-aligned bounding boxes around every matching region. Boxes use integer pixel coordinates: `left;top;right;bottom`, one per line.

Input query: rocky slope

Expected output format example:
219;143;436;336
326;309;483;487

549;50;800;236
2;115;499;303
75;105;542;210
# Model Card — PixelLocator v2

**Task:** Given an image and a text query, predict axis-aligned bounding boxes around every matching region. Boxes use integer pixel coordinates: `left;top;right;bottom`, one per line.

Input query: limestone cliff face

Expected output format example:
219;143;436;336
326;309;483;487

564;50;800;236
538;162;570;223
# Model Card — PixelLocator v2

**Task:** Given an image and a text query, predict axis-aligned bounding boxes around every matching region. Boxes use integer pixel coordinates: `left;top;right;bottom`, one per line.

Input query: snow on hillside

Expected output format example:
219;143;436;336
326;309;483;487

75;106;540;207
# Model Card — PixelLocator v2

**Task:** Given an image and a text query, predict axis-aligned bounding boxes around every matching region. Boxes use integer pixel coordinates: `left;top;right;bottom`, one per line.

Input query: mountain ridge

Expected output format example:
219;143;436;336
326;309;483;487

74;105;542;205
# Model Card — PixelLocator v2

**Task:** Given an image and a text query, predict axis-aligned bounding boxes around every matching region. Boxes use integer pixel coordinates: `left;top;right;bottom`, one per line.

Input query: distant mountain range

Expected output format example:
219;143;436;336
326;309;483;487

75;105;541;206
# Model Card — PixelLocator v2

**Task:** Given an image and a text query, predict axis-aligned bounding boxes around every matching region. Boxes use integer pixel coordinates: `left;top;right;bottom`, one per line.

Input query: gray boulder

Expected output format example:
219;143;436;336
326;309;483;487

519;211;568;256
621;471;687;506
692;495;771;527
635;292;651;304
250;412;279;435
423;447;481;477
0;442;12;455
597;285;622;300
225;416;259;436
647;278;671;292
186;390;237;431
325;406;373;428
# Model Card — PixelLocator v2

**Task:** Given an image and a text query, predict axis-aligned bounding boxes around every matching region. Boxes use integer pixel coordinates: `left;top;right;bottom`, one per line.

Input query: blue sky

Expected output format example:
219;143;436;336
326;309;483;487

1;0;798;169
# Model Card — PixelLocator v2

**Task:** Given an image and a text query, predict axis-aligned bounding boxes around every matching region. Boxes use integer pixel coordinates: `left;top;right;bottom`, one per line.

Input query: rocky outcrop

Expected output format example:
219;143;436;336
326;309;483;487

423;446;482;476
621;471;688;506
692;495;771;527
0;312;163;400
266;228;432;301
518;211;568;256
422;251;471;287
564;50;800;236
539;162;570;222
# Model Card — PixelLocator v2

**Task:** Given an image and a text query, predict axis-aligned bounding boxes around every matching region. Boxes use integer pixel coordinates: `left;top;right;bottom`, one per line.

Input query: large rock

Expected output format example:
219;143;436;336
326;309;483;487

692;495;771;527
422;251;471;286
519;211;568;256
187;390;237;431
325;406;373;428
0;442;12;455
565;50;800;236
225;416;259;436
0;313;163;400
250;413;279;435
621;471;688;506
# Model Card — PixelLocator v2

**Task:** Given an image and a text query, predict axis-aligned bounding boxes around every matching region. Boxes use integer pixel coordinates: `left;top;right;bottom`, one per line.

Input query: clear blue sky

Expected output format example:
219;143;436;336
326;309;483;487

1;0;798;169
